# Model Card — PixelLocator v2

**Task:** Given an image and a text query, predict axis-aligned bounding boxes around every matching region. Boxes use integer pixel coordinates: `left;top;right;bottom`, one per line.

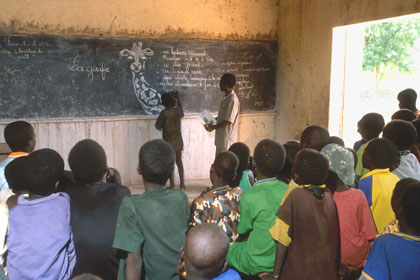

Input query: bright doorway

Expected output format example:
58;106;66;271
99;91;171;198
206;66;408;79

329;13;420;148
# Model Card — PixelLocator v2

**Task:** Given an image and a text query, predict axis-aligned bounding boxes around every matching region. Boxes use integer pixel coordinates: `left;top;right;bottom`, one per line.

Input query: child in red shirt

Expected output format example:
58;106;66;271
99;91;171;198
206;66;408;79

321;144;377;278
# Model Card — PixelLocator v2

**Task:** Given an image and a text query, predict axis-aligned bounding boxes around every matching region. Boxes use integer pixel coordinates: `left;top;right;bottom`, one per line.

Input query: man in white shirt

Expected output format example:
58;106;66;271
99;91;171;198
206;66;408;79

206;74;240;156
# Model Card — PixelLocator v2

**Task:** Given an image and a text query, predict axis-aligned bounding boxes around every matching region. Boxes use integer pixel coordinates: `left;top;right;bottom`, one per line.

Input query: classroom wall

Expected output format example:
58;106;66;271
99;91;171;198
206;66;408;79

0;0;278;40
276;0;420;143
0;0;278;185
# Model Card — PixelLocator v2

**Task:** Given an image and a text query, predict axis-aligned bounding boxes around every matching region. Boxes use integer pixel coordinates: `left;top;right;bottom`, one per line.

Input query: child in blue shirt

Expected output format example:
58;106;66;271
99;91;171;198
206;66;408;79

0;121;35;191
361;181;420;279
6;149;76;279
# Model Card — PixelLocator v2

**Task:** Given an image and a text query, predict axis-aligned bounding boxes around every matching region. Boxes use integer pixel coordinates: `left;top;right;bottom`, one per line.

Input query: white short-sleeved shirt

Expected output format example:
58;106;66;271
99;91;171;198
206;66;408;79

215;91;240;149
392;151;420;180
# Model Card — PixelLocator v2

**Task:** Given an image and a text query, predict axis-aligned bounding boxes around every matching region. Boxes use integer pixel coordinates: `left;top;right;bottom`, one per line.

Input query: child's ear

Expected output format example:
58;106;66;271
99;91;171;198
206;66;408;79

395;205;404;221
232;170;237;182
219;261;228;274
54;180;60;190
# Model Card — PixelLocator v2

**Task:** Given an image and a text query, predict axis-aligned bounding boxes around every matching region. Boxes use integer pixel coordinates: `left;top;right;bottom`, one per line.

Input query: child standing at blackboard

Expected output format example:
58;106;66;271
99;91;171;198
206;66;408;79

155;90;186;190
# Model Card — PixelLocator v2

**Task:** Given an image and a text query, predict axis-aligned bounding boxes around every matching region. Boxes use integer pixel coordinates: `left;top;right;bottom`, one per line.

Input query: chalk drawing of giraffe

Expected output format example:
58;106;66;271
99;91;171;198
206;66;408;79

120;42;164;115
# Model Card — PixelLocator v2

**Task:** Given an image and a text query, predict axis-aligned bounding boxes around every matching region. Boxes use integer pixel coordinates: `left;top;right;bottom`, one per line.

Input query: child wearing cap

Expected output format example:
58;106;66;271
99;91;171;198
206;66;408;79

321;144;377;278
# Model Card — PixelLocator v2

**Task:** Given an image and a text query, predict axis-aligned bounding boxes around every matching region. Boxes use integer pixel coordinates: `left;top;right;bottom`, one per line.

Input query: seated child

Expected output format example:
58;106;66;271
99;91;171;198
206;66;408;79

382;120;420;180
353;113;385;180
397;88;420;117
64;139;131;280
2;156;30;278
190;151;242;242
360;182;420;279
379;178;419;235
268;148;340;280
0;120;35;191
411;118;420;162
391;109;416;121
228;142;254;192
0;202;6;280
155;90;186;190
113;139;190;280
300;125;330;151
6;149;76;279
358;138;400;232
329;135;345;147
179;223;241;280
321;144;377;276
226;139;289;277
277;142;299;184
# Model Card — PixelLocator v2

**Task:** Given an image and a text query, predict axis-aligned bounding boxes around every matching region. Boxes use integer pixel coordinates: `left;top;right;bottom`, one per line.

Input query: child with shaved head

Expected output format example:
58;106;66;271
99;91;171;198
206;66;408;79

190;151;242;242
300;125;330;151
180;223;240;280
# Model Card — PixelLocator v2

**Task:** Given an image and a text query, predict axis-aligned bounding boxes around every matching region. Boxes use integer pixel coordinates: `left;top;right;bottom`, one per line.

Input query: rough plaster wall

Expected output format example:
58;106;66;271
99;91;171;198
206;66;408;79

0;0;278;40
276;0;420;143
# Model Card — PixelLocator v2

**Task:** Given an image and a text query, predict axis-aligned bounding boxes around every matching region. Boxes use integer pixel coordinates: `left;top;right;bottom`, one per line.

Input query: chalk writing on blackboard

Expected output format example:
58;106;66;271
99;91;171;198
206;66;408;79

120;42;164;115
68;55;110;81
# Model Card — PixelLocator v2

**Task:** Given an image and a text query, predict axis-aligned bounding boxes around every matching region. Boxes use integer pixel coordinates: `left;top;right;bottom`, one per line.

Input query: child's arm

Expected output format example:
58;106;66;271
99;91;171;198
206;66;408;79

155;111;165;131
263;242;288;279
173;90;183;109
173;90;185;118
126;252;142;280
68;231;77;274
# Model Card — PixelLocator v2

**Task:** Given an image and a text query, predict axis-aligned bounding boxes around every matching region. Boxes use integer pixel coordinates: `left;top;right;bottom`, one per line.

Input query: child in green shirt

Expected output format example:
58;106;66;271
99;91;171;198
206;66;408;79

227;139;289;277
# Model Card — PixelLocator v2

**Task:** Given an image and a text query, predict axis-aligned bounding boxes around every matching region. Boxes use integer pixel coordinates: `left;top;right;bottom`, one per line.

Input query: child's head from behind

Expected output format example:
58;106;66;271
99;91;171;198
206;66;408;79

411;118;420;143
300;125;330;151
211;151;239;187
4;121;35;153
228;142;250;173
329;136;345;147
184;223;230;279
277;143;300;184
321;144;355;187
5;156;29;193
253;139;285;179
357;113;385;140
398;88;417;110
161;92;175;108
362;138;400;171
138;139;175;185
399;182;420;235
26;148;64;196
391;109;416;122
292;148;329;186
382;120;417;151
392;178;419;214
68;139;107;184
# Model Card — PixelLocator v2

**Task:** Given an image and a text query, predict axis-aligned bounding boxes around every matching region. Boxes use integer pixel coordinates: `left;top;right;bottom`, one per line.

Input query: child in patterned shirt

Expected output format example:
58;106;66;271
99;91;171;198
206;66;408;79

190;151;241;242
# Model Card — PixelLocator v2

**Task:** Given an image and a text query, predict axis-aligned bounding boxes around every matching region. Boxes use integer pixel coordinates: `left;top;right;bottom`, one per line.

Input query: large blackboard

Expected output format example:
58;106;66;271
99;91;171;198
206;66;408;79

0;35;276;118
